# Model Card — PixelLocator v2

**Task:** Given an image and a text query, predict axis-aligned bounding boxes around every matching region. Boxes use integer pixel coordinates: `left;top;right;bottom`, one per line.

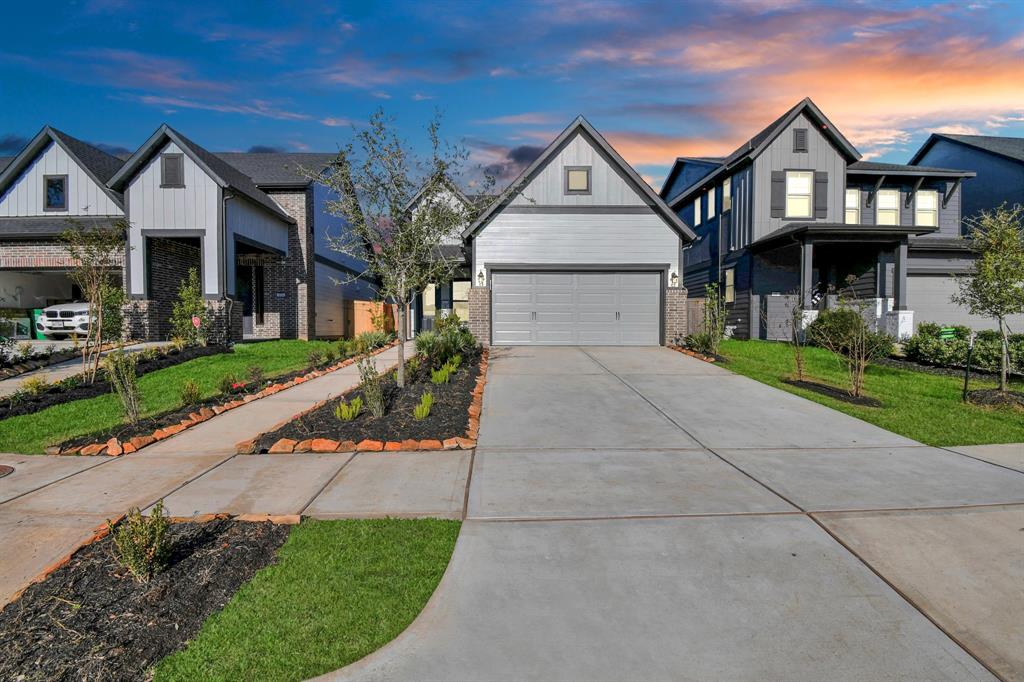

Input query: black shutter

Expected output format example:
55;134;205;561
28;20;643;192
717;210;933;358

793;128;808;153
770;171;785;218
814;172;828;219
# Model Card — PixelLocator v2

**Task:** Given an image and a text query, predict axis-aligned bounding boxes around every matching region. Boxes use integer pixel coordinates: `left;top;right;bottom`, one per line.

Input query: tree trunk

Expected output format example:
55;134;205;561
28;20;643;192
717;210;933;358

999;318;1008;393
396;303;407;388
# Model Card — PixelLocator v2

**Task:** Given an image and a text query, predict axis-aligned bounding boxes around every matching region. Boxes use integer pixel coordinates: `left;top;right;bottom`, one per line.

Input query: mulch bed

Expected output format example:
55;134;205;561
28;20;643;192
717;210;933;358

782;378;883;407
0;350;79;379
252;351;482;453
0;518;290;682
0;345;228;421
876;356;1020;380
967;389;1024;410
669;345;728;364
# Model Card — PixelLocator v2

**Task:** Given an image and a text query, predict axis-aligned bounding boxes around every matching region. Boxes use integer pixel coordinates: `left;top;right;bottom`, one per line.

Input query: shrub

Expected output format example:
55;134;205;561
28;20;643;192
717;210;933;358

334;396;363;421
17;341;33;358
405;355;422;377
415;331;440;362
413;391;433;420
808;307;893;397
903;323;1023;373
337;338;355;358
169;268;209;346
169;336;188;353
21;375;50;396
434;312;463;335
356;330;389;352
218;373;238;394
684;283;726;355
448;354;462;372
323;346;338;364
43;344;56;357
180;379;201;406
417;324;477;369
357;357;385;418
139;346;161;362
108;500;170;583
308;349;325;368
247;365;265;385
104;350;142;423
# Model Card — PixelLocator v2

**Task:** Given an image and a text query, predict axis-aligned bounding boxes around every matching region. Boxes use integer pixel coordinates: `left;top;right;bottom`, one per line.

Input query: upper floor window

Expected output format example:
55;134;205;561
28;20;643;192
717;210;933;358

876;189;899;225
707;187;716;220
915;190;938;227
43;175;67;211
161;153;185;188
564;166;591;195
722;177;732;212
845;188;860;224
793;128;808;153
785;171;813;218
694;195;701;226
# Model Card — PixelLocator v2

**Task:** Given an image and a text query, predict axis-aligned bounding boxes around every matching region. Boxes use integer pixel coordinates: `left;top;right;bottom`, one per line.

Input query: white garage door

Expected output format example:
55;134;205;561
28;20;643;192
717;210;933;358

908;274;1024;332
491;271;661;345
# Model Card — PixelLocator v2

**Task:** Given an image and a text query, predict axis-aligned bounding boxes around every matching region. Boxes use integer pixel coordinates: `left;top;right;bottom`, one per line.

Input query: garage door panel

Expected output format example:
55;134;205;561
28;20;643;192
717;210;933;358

493;329;533;344
535;273;574;287
577;273;617;288
536;292;573;305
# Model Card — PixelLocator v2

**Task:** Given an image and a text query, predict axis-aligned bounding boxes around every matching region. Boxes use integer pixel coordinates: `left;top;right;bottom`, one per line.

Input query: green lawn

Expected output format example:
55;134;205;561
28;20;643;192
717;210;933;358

719;339;1024;447
0;340;338;454
155;518;460;682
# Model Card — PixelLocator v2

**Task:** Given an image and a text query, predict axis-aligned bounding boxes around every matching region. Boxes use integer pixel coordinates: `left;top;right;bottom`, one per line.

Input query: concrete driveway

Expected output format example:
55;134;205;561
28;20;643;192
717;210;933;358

327;346;1024;682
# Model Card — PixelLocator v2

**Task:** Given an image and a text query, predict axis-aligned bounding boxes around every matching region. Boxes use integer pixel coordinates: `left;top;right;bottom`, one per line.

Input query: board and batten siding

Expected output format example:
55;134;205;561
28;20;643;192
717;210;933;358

0;141;122;217
126;141;221;296
224;196;290;296
475;212;679;277
510;132;649;207
751;111;847;241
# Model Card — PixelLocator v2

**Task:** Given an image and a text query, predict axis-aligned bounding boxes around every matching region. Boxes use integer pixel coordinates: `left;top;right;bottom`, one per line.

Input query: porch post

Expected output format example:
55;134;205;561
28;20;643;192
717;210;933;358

894;237;909;310
800;238;814;309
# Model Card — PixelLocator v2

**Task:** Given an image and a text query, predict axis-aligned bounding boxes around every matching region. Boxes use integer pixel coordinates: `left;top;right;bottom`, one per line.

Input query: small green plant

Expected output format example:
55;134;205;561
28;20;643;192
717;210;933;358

21;375;50;396
169;336;188;352
169;268;208;346
334;396;363;421
337;338;354;358
448;354;462;371
357;356;385;418
218;373;238;394
247;365;265;385
105;350;142;423
405;355;421;377
323;346;338;364
180;378;201;406
43;344;56;357
139;345;161;362
17;341;33;358
356;330;389;353
308;349;325;368
107;500;170;583
431;365;451;384
413;391;433;420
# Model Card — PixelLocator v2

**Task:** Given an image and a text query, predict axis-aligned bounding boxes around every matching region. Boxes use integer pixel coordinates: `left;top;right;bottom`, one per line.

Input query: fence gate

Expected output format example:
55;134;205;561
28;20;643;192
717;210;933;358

686;298;705;336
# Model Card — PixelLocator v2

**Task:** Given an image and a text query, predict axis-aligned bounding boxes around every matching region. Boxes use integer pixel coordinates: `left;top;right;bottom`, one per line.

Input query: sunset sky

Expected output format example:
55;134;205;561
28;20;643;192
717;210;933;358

2;0;1023;190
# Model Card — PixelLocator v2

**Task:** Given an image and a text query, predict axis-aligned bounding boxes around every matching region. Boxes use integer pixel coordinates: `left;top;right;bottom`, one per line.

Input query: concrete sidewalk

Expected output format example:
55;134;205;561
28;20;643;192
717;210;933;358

0;341;167;398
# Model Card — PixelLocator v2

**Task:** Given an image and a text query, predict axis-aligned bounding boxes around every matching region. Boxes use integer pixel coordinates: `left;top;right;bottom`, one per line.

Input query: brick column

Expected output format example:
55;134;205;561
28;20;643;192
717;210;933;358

664;287;688;346
206;298;243;345
467;286;491;347
267;190;315;340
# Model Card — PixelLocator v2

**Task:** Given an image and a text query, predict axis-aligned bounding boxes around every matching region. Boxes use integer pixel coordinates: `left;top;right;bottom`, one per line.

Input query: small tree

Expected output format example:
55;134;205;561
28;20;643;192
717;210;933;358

953;204;1024;392
169;268;208;345
60;221;127;383
789;298;807;381
301;110;489;387
684;283;726;355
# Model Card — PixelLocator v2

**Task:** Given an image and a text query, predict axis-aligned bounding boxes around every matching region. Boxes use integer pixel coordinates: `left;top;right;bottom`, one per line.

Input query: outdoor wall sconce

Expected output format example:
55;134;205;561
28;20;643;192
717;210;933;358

670;271;679;287
477;270;485;286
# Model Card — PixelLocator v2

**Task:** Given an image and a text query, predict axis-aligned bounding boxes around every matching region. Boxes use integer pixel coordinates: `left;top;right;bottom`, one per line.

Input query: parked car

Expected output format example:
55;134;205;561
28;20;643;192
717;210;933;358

36;302;92;339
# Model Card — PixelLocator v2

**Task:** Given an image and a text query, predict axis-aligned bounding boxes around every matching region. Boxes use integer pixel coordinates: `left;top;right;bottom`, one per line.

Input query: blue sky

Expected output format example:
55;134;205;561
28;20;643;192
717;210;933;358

2;0;1023;190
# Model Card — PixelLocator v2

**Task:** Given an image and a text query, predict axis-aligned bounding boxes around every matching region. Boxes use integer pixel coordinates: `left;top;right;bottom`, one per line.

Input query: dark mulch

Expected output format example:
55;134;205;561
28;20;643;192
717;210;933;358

0;345;228;421
876;356;1020;380
0;350;79;377
0;519;290;682
783;378;883;407
967;389;1024;410
254;353;481;450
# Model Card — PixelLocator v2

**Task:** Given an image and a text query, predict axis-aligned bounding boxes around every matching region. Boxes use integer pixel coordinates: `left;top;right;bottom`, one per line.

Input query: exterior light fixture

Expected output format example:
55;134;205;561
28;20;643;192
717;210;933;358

477;270;485;286
670;271;679;287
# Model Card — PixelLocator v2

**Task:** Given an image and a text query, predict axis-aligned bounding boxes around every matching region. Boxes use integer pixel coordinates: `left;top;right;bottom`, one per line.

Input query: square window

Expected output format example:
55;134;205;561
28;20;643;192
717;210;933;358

43;175;67;211
161;153;185;187
565;167;591;194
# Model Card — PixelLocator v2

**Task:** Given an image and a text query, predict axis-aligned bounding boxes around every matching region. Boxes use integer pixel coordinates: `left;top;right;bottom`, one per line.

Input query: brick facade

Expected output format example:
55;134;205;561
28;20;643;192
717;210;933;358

206;297;244;345
263;190;315;340
467;286;491;347
664;286;688;345
0;240;124;269
126;237;201;341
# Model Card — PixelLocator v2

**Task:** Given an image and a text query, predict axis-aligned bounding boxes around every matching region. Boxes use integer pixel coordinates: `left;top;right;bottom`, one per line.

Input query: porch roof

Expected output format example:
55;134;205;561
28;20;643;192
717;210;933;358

0;215;124;240
748;222;937;251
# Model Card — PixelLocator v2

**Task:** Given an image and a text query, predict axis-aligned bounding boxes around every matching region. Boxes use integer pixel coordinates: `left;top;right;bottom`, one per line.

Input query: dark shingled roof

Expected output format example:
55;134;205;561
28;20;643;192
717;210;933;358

921;133;1024;164
847;160;973;176
213;152;338;187
0;215;123;240
49;128;124;183
0;156;12;172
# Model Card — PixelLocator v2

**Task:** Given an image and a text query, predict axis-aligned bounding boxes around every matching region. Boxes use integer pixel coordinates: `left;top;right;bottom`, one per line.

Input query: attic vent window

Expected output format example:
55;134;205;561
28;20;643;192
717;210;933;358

43;175;67;211
793;128;808;153
564;166;591;195
161;153;185;188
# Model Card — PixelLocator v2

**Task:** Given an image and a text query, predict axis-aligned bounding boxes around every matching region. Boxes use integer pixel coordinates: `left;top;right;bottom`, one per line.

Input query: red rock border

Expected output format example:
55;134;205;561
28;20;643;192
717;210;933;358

238;348;489;455
667;345;718;363
52;341;401;457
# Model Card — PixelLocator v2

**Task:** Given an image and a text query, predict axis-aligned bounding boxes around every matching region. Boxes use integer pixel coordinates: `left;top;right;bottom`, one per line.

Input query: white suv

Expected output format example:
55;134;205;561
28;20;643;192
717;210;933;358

37;302;92;339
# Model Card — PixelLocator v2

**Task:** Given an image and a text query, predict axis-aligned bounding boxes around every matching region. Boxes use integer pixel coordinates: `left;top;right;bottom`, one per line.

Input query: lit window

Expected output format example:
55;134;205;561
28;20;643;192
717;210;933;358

452;280;471;321
845;188;860;225
915;190;938;227
876;189;899;225
723;268;735;304
785;171;813;218
707;187;716;219
44;175;67;211
694;195;701;226
565;166;590;194
722;177;732;212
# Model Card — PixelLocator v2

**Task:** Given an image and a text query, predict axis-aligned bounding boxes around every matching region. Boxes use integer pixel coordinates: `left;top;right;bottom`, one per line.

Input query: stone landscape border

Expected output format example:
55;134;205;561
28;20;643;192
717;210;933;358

237;348;489;454
51;341;401;457
667;345;719;363
0;339;133;380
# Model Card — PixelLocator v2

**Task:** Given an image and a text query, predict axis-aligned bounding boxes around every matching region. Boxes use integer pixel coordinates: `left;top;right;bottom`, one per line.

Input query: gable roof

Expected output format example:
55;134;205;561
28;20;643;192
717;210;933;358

0;157;12;172
0;126;125;210
109;124;295;224
213;152;338;187
659;157;725;198
463;116;695;241
404;173;472;214
909;133;1024;166
665;98;862;209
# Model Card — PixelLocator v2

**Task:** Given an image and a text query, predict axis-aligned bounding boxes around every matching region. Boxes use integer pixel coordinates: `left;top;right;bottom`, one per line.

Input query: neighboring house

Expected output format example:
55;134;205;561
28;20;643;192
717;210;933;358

662;98;976;340
0;124;374;342
908;133;1024;331
463;116;694;346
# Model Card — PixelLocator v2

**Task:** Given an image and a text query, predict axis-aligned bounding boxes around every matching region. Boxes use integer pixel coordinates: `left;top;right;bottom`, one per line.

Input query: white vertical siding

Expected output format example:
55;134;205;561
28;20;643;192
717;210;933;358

0;141;122;217
510;132;649;207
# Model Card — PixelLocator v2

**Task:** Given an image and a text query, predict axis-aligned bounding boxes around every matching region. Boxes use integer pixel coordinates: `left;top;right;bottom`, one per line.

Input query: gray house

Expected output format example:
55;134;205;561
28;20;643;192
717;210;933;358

662;98;976;339
463;116;694;346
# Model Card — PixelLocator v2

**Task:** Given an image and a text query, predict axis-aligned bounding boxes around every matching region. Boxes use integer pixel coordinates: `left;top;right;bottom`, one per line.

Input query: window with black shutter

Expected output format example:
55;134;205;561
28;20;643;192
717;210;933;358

793;128;808;153
161;153;185;187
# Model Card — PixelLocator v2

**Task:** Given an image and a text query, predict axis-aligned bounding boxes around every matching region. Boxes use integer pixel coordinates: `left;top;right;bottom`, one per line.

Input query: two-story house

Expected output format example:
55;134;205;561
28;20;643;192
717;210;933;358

0;124;375;343
661;98;976;340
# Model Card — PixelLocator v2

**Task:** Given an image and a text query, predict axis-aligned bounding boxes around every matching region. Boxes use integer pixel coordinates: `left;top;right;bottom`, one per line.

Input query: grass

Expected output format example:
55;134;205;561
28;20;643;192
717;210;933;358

719;339;1024;447
154;518;461;682
0;340;338;454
